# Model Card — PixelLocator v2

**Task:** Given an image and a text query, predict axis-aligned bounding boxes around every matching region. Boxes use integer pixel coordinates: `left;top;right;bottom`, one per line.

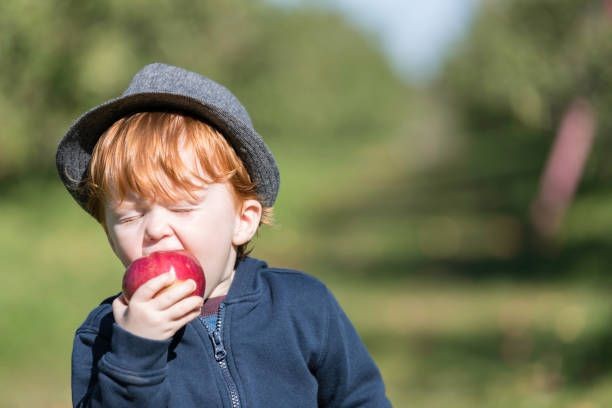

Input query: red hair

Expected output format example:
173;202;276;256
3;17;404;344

86;111;272;259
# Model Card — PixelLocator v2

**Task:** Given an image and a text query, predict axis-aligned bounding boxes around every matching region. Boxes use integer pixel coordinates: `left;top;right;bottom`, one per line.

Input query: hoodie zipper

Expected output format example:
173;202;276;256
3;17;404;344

203;303;242;408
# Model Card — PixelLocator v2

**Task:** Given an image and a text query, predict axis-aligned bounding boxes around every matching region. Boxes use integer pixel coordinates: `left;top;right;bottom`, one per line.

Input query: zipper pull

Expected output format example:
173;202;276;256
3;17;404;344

211;330;227;361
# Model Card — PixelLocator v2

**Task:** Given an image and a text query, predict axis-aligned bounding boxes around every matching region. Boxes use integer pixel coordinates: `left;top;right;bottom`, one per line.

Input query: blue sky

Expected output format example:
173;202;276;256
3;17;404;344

267;0;480;83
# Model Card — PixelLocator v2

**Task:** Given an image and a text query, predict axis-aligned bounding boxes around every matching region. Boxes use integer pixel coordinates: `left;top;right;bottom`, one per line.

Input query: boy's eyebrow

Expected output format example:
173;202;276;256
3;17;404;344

105;195;143;211
107;201;138;213
107;187;210;211
169;193;207;207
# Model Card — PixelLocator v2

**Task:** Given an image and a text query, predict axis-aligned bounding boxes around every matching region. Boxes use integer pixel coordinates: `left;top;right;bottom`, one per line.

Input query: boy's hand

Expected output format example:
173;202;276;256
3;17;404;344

112;270;204;340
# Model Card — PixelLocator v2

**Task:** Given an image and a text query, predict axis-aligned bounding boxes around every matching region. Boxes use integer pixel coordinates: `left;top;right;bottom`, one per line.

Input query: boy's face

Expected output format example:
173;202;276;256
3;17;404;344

102;150;261;299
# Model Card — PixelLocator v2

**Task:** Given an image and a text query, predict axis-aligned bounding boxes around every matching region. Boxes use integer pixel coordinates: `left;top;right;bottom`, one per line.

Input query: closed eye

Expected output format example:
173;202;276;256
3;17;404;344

118;213;142;224
170;207;197;213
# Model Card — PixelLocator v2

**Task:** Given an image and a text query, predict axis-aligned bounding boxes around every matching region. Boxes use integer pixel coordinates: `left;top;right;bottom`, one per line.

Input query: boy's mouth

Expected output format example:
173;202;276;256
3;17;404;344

143;246;184;257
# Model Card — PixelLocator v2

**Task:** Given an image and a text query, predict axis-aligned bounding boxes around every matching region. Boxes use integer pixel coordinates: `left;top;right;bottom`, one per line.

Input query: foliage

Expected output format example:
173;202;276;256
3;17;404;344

352;0;612;281
4;0;612;406
442;0;612;131
0;0;406;178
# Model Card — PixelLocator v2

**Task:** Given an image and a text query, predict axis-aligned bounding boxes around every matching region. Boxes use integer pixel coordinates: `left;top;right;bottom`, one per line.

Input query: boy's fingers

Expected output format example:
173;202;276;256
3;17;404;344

167;295;204;320
112;295;128;316
117;293;128;305
171;304;204;330
131;269;177;302
154;279;198;310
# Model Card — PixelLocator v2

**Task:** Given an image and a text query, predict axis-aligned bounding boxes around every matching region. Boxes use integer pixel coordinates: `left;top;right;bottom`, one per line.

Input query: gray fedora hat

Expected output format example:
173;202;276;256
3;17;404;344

56;62;279;213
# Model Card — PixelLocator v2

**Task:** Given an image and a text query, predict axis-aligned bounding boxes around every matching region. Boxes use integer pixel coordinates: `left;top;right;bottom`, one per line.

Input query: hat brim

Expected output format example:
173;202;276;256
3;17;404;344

56;92;279;210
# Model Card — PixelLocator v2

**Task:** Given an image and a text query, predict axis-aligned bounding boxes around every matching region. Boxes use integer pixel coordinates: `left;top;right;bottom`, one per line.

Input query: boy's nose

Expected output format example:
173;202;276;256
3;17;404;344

143;208;173;244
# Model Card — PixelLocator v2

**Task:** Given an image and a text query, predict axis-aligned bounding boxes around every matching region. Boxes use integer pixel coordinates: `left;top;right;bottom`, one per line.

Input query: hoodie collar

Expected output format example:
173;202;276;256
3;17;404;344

224;256;267;304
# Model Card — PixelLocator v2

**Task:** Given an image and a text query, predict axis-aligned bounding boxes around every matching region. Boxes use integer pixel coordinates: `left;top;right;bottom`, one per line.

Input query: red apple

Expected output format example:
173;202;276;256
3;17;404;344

122;250;205;301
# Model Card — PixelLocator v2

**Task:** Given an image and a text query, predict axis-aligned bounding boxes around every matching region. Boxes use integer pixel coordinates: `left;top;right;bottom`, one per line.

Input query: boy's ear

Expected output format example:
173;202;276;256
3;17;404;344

233;199;263;246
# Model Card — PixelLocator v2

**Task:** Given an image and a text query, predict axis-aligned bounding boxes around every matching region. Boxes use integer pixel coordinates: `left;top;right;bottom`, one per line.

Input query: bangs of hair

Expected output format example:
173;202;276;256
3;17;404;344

86;112;260;222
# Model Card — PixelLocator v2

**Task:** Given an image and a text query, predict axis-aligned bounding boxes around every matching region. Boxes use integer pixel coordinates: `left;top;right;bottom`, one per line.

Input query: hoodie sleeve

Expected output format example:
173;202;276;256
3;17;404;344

315;288;392;407
71;302;173;408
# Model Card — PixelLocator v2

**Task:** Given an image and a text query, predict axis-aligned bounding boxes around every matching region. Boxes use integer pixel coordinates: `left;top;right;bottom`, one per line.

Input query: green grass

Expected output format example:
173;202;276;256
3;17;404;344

2;180;612;407
331;280;612;407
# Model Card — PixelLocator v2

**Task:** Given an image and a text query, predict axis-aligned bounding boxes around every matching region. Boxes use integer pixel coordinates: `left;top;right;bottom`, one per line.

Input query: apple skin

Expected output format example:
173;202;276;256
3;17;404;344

122;250;205;301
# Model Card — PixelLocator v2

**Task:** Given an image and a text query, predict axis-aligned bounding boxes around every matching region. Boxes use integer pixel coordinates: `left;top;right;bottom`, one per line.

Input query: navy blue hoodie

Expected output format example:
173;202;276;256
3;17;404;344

72;257;391;407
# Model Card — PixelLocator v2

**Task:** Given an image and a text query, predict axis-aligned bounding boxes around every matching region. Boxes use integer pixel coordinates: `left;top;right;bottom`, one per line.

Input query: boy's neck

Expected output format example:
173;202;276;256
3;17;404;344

209;269;235;298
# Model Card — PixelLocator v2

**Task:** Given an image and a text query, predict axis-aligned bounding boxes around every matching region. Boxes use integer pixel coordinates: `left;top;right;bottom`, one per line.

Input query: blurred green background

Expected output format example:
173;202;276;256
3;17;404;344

2;0;612;406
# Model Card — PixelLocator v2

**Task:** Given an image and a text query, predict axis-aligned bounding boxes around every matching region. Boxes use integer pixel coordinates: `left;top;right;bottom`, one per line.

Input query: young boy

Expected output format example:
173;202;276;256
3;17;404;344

57;63;390;407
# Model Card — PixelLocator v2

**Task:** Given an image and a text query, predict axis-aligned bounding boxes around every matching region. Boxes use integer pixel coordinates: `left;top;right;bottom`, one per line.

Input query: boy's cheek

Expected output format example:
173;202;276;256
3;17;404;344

104;227;133;267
